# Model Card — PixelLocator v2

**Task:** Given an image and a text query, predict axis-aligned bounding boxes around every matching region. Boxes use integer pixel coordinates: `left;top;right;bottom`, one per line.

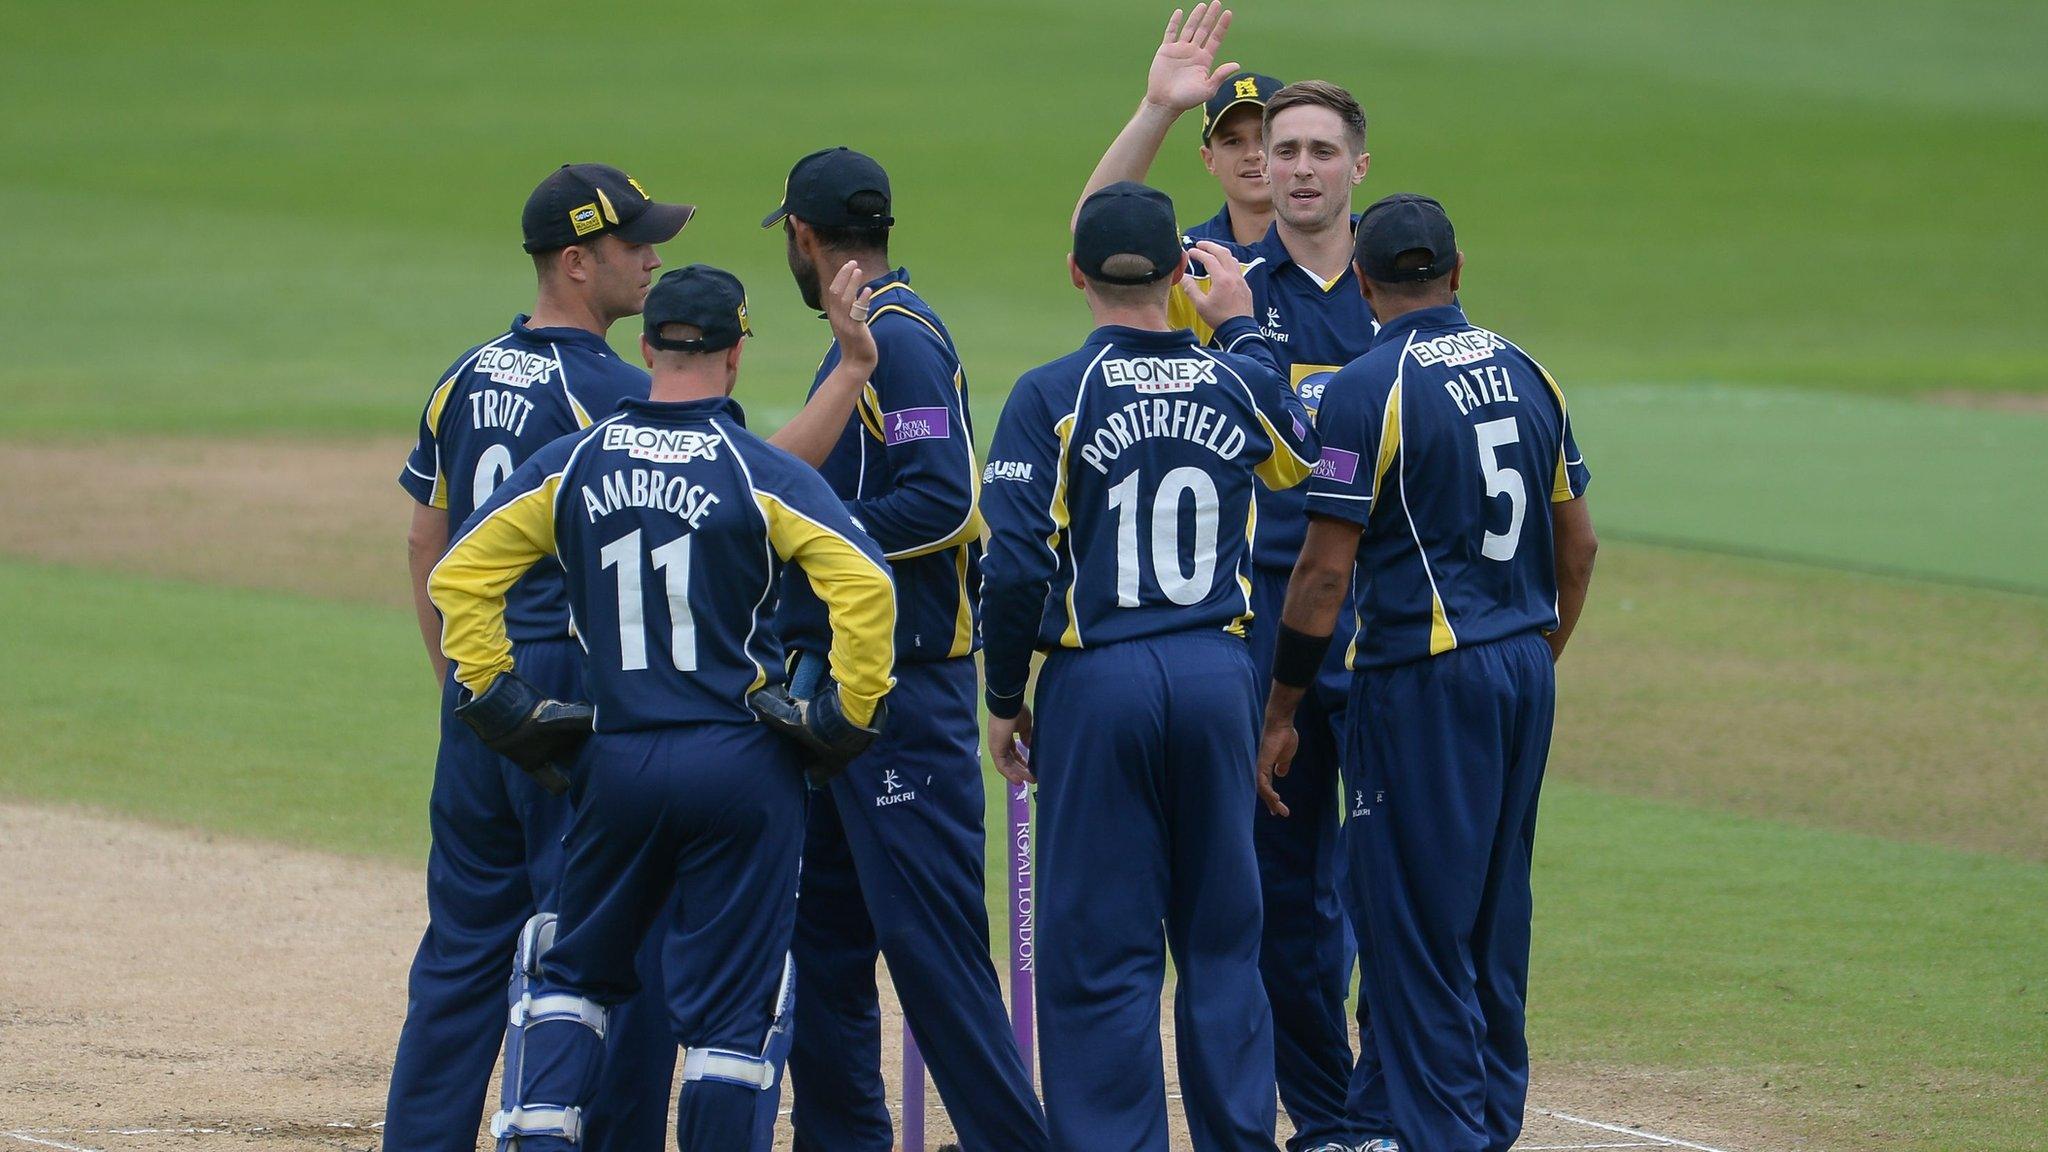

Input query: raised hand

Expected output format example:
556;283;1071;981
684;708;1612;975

1188;239;1255;327
822;259;878;373
1145;4;1239;114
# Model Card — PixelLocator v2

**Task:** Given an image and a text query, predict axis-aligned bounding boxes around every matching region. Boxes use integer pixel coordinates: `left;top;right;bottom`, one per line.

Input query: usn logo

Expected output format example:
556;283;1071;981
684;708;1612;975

602;423;723;463
876;768;918;808
984;459;1034;484
1409;329;1506;368
1101;356;1216;394
884;406;950;446
476;346;558;389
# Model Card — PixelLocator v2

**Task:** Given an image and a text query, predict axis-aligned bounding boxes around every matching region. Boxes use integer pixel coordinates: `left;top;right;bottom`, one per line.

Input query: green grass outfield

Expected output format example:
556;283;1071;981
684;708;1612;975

2;0;2044;434
3;1;2045;1149
2;552;2043;1150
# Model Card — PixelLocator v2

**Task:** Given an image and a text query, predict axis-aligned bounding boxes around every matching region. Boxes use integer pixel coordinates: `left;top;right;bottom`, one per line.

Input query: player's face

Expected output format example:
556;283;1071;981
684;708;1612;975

1265;105;1369;233
1200;105;1268;208
785;221;824;312
588;234;663;318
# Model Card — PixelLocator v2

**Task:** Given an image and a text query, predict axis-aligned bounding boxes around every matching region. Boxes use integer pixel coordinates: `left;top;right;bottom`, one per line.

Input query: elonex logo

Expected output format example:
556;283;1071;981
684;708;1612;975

1101;356;1216;394
476;346;557;388
602;423;723;463
1409;330;1505;368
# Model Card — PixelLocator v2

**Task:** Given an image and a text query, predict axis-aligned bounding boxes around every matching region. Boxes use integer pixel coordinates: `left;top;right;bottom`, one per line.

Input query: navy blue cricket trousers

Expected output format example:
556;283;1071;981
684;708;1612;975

1341;632;1555;1152
1034;632;1276;1152
383;637;672;1152
515;722;808;1152
785;656;1047;1152
1247;566;1380;1148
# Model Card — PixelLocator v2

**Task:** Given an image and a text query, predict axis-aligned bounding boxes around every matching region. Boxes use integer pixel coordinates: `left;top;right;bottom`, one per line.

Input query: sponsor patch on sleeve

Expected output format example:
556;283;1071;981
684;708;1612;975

883;406;950;446
1314;447;1361;484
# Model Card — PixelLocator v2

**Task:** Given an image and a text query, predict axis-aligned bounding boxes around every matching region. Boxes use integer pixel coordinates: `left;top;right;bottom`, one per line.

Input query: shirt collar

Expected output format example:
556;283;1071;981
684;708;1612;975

1082;324;1202;351
1369;304;1469;350
511;314;615;352
617;395;749;427
1249;214;1365;276
865;267;912;294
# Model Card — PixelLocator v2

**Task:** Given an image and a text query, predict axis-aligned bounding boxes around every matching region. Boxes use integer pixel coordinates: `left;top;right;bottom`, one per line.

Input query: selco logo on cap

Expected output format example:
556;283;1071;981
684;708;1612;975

762;147;894;230
1354;193;1460;283
643;265;753;353
1202;71;1283;141
523;163;696;253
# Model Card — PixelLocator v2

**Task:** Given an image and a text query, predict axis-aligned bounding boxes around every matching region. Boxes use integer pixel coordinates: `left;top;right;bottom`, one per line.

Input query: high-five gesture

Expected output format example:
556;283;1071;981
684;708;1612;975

1076;5;1239;226
1146;4;1239;114
821;259;878;375
767;260;876;467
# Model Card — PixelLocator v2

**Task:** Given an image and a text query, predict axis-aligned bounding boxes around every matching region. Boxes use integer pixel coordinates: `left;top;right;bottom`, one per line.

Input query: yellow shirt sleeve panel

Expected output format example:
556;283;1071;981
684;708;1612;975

1371;381;1404;498
1167;281;1217;346
755;492;898;727
429;477;561;695
423;376;459;510
1252;412;1317;489
1539;366;1578;503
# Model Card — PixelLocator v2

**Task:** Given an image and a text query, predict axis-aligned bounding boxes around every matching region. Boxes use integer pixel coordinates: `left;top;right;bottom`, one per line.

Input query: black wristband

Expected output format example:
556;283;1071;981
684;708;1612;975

1272;624;1333;689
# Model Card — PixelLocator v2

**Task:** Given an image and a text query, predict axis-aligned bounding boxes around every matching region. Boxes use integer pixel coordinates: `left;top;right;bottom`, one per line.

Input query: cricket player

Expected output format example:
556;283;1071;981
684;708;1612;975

429;263;900;1151
1182;69;1284;246
761;147;1048;1152
1077;9;1382;1146
389;163;690;1152
1258;195;1598;1152
982;181;1320;1152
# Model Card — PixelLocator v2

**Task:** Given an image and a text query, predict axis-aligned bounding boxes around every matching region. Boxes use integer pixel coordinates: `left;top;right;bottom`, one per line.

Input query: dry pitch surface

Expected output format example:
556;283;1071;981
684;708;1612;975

0;804;1793;1152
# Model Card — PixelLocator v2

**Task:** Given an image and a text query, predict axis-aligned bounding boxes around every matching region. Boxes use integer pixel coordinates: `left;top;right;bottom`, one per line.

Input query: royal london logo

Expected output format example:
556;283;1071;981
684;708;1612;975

602;423;723;463
476;346;558;389
876;768;918;808
1101;356;1215;394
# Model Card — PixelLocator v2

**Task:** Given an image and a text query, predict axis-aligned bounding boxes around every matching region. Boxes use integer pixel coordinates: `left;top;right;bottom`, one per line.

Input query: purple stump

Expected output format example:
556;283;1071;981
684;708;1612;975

903;1025;925;1152
1009;781;1035;1075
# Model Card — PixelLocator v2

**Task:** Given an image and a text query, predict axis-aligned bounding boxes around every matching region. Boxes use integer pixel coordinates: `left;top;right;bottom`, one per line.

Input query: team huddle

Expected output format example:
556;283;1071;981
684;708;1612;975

387;7;1597;1152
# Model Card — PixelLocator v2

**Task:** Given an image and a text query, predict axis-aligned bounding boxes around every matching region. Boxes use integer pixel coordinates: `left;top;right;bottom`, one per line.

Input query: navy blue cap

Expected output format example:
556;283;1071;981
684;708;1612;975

522;164;694;254
643;265;753;352
1202;71;1283;141
1354;193;1459;283
762;147;894;229
1074;182;1183;285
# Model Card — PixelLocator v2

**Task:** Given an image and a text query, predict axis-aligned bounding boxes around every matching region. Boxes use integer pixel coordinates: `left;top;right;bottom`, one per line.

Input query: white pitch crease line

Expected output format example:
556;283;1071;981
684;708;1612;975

1520;1144;1666;1150
1544;1110;1738;1152
5;1134;104;1152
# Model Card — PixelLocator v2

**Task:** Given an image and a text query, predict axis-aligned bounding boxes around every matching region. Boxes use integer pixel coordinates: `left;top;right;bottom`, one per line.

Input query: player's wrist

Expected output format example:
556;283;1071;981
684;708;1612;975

986;686;1025;721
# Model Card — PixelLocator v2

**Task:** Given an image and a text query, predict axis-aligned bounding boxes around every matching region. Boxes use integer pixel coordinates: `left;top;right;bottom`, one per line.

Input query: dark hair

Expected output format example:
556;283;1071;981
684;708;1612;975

1363;249;1455;302
1084;254;1174;306
1263;80;1368;153
806;190;892;254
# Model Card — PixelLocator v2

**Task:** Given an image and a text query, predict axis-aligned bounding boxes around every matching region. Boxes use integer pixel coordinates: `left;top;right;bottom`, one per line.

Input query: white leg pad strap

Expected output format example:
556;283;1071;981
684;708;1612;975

511;992;608;1039
679;1047;777;1090
491;1104;583;1142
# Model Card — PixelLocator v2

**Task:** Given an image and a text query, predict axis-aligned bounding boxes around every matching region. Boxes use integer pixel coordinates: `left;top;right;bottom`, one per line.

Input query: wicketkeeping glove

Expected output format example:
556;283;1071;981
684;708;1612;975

453;673;593;796
749;681;885;783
